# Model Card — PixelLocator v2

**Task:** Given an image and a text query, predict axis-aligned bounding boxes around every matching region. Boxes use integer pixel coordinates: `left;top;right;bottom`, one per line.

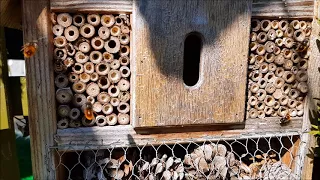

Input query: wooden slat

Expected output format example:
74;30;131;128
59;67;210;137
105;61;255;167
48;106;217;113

132;0;251;127
252;0;314;18
50;0;133;13
22;1;57;179
55;117;303;150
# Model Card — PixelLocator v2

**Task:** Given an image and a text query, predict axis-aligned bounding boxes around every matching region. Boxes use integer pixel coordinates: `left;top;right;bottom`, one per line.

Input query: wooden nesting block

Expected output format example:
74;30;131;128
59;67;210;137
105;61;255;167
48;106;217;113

133;0;251;127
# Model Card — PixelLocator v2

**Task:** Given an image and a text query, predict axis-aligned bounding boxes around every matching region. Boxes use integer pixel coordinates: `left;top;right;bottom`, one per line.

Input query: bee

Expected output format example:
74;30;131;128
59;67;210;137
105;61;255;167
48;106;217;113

21;42;38;58
84;102;94;120
280;113;291;125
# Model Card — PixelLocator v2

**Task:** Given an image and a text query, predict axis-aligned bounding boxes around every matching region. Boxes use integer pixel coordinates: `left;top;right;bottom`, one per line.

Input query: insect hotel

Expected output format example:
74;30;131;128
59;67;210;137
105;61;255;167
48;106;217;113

22;0;319;179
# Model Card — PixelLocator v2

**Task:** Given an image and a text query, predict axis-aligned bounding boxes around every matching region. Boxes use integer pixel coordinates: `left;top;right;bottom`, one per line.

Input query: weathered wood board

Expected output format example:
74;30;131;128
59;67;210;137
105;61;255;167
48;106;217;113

132;0;252;127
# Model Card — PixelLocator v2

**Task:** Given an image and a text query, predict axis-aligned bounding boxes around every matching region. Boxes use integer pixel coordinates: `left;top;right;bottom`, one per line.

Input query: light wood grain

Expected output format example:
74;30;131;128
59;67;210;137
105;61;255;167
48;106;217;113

51;0;133;13
252;0;314;18
22;1;57;179
132;0;251;127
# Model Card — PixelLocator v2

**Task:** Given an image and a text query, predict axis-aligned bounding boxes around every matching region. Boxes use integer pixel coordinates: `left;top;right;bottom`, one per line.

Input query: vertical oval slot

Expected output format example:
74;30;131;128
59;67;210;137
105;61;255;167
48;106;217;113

183;32;202;87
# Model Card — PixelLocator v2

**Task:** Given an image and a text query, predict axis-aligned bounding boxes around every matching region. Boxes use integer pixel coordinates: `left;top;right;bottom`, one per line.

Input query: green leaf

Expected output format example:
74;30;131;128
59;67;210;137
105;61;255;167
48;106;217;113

309;130;320;135
311;124;319;130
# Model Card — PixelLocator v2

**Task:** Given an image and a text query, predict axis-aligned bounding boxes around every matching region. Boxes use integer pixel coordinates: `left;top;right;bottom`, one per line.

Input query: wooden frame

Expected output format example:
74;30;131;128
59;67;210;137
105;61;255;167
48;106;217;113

22;0;317;179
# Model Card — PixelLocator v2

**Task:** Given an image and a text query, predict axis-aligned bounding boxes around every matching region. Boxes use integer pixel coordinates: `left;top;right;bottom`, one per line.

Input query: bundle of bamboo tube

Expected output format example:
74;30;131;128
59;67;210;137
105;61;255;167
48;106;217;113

247;19;310;119
52;13;131;128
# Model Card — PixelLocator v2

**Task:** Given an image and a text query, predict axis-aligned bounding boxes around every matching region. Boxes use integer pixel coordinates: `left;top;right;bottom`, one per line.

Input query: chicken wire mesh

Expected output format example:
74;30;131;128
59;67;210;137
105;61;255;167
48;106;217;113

48;131;306;180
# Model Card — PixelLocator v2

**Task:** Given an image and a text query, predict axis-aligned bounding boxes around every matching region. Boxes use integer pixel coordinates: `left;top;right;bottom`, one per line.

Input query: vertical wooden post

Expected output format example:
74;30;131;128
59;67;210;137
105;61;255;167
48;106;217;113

22;0;57;179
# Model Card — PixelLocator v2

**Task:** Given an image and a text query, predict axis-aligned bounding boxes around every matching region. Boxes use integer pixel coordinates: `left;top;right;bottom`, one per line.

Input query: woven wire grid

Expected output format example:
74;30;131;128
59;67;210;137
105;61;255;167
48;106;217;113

48;132;306;180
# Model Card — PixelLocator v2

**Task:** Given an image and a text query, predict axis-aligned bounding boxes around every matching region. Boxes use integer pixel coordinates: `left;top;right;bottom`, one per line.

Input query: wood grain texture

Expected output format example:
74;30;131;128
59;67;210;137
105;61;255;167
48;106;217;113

51;0;133;13
252;0;314;18
55;117;303;150
132;0;251;127
0;0;22;30
22;1;57;179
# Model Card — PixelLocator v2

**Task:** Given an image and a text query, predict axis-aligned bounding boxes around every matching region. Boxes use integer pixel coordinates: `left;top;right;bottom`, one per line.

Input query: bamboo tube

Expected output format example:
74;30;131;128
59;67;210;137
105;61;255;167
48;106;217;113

264;95;275;107
282;84;291;95
291;80;299;89
297;82;308;93
250;83;259;93
118;91;130;102
80;24;95;38
267;29;276;41
289;108;297;117
284;37;294;48
251;71;262;82
64;25;79;42
72;63;84;74
118;102;130;114
298;109;304;116
283;60;293;70
274;101;280;110
82;116;95;127
79;42;91;53
259;63;268;73
251;19;261;32
257;32;267;43
304;27;311;37
275;38;283;47
96;62;110;75
264;41;275;53
75;51;89;64
284;27;294;37
69;108;81;120
73;93;86;107
108;85;120;97
256;89;267;101
110;60;120;70
93;102;102;113
271;20;279;29
58;105;71;118
106;114;118;126
54;61;67;73
278;106;289;117
249;108;258;118
54;48;67;60
261;20;271;32
288;99;297;108
102;103;113;115
55;73;69;88
97;92;110;104
79;73;90;83
111;25;121;36
53;24;64;36
86;82;100;97
248;96;258;106
87;14;100;26
96;115;107;127
74;37;89;51
275;67;284;77
121;25;130;34
56;88;73;104
264;106;273;115
115;16;124;26
290;20;300;29
118;113;130;125
119;34;130;45
279;96;289;106
255;55;264;64
296;101;304;111
110;98;120;106
289;89;300;99
108;70;121;83
90;51;103;64
273;46;281;55
298;59;308;70
265;83;276;94
98;26;110;40
276;30;283;38
258;110;265;119
271;110;278;117
250;32;257;42
291;52;300;63
118;79;130;91
119;56;130;66
66;43;75;56
84;62;95;74
90;72;99;82
299;21;307;29
101;15;115;27
272;89;283;100
72;81;86;93
73;14;85;27
54;36;67;48
57;13;72;27
120;66;131;78
51;12;57;25
87;96;95;104
119;45;130;57
105;36;121;53
279;20;289;31
273;77;285;88
91;37;104;50
282;48;292;59
268;63;277;72
103;52;114;63
69;120;81;128
248;54;255;65
297;96;304;101
265;72;276;83
57;118;69;129
293;29;306;42
296;70;308;82
98;76;110;90
255;101;265;110
68;72;79;83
